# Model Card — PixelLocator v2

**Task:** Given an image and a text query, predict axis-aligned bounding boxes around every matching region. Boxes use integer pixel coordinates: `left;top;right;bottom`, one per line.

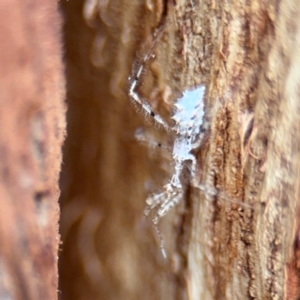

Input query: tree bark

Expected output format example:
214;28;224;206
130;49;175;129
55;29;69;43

0;1;65;299
59;0;300;299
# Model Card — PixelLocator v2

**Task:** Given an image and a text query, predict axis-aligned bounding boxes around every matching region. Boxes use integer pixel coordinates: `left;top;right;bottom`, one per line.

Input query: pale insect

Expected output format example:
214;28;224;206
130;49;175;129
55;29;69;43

142;87;207;221
128;35;210;257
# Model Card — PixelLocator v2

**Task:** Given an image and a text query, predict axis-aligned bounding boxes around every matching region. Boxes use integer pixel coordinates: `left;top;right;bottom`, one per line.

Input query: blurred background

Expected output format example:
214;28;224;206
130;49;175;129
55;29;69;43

58;0;184;299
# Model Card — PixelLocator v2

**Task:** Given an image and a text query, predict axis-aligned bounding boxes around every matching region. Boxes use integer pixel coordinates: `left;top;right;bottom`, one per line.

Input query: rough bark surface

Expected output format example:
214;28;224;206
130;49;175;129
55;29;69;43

59;0;300;299
0;1;65;299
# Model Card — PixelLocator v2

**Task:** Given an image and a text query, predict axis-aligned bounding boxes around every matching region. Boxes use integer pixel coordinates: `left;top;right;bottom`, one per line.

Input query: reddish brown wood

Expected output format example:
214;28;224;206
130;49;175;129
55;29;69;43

0;1;65;299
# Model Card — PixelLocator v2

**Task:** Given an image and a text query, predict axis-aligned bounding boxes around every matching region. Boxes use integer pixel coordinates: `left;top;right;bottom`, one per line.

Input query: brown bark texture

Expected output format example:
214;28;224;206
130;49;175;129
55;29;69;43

0;1;65;299
59;0;300;299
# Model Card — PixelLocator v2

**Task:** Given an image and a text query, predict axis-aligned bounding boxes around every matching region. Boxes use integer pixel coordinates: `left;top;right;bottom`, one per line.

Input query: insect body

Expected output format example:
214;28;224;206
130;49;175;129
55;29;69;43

128;38;209;257
143;86;207;225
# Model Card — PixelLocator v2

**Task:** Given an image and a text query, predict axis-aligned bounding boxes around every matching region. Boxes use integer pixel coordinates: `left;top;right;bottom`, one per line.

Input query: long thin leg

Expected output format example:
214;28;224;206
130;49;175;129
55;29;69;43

128;30;170;130
197;183;252;209
144;182;183;259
